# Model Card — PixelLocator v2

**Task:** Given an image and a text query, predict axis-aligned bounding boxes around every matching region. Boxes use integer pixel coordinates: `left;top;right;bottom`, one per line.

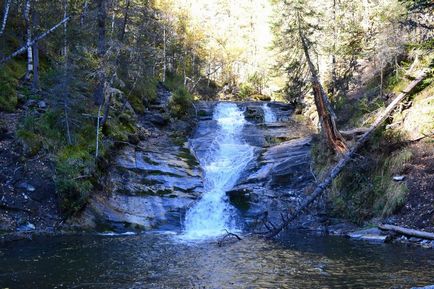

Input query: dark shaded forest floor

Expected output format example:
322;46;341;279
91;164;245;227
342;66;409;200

394;141;434;232
0;110;60;234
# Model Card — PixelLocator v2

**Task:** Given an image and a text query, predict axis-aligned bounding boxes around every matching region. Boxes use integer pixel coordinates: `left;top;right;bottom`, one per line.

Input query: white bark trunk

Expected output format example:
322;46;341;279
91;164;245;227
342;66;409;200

80;0;89;26
95;104;102;159
163;25;166;82
24;0;33;81
0;0;11;36
111;10;115;34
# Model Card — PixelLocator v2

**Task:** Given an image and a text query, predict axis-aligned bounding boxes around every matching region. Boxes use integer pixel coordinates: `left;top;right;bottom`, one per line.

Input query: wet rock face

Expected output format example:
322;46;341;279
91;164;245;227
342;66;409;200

83;139;204;231
224;102;314;229
229;137;314;228
74;87;204;232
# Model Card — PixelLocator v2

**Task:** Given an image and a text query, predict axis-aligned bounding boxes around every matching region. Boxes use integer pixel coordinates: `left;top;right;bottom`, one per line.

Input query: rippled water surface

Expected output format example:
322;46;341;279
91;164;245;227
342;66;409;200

1;232;433;289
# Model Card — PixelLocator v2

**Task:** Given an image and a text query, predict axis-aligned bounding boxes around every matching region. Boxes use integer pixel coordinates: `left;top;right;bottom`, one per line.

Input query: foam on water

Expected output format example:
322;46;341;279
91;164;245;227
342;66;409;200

182;103;254;240
262;103;277;123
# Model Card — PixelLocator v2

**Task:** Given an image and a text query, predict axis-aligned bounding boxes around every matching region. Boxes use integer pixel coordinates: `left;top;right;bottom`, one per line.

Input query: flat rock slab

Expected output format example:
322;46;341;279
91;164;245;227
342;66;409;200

85;193;194;230
347;228;388;243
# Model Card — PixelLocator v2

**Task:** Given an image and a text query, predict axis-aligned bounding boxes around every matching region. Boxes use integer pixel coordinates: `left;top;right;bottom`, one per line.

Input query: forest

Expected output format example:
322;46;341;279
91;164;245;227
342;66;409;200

0;0;433;288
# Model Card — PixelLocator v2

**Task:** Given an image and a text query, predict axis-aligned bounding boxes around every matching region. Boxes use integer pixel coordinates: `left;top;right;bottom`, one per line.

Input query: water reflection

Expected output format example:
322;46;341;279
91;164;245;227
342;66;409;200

0;232;433;288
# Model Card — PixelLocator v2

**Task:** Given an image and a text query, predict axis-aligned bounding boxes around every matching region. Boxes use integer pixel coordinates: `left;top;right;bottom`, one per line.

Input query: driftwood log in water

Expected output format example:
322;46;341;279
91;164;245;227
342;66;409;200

379;224;434;240
264;70;428;239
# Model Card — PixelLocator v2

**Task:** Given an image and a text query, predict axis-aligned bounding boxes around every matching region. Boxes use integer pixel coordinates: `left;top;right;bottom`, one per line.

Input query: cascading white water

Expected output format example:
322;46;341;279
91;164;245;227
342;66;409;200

183;103;254;239
262;103;277;123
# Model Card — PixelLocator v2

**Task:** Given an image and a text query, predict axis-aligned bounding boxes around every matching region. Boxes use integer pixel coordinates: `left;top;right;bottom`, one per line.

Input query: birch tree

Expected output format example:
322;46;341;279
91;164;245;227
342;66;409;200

32;8;39;91
24;0;33;81
0;0;11;36
94;0;107;159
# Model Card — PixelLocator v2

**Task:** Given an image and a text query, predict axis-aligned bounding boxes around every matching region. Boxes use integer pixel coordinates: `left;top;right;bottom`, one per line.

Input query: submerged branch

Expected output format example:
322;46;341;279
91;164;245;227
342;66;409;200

218;230;243;247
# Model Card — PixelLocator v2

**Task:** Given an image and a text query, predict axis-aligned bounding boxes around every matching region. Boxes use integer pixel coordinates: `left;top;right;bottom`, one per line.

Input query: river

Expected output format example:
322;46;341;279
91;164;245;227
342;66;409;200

0;232;433;288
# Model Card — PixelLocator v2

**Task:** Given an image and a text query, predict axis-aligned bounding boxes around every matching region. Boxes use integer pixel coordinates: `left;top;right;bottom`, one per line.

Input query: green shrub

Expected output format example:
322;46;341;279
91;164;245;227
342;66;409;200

164;72;184;92
239;82;255;99
56;145;95;215
0;60;25;111
18;110;64;151
105;113;137;143
313;129;412;224
16;129;42;157
169;86;193;118
127;78;158;113
373;149;412;216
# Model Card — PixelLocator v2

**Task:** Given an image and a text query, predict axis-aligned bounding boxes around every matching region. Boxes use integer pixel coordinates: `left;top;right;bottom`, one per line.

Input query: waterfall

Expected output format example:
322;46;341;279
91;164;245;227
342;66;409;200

262;103;277;123
182;103;254;239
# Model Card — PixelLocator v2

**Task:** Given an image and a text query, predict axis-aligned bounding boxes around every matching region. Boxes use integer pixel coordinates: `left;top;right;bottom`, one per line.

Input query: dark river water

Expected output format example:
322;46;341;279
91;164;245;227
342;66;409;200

0;232;433;289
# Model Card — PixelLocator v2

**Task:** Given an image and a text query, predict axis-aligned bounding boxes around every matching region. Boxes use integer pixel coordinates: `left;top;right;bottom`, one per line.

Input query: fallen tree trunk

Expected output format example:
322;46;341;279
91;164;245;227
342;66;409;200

340;128;369;140
0;15;71;65
264;70;428;239
379;224;434;240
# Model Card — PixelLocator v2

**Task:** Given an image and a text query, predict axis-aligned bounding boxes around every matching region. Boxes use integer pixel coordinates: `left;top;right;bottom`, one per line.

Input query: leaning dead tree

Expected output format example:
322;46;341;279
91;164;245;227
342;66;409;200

299;30;348;154
264;70;428;239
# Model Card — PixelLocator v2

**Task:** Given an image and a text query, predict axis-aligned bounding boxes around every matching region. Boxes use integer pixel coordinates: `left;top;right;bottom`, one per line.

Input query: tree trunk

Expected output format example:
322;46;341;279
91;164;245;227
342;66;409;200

31;10;39;91
95;104;102;159
119;0;130;42
24;0;33;82
100;91;112;126
110;9;115;35
0;0;11;36
183;50;187;86
97;0;107;58
80;0;89;26
94;0;107;159
299;31;347;154
94;0;107;105
264;70;427;239
379;224;434;240
162;25;166;82
63;0;72;145
331;0;338;96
